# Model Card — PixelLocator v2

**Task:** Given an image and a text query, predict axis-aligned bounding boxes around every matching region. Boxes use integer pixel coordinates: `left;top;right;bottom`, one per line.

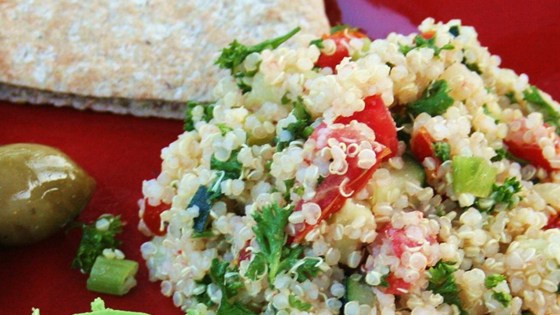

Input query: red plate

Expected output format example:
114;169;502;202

1;1;559;314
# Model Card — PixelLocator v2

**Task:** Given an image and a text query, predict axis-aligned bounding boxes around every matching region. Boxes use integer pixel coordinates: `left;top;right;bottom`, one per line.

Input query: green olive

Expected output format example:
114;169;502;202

0;143;96;246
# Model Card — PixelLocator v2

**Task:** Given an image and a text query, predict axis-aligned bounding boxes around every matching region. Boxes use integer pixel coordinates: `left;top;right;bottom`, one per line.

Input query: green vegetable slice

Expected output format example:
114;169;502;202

86;257;139;296
452;156;497;197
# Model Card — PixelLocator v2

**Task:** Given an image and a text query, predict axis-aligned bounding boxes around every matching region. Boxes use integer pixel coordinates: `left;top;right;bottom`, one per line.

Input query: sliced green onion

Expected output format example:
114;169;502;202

86;257;138;296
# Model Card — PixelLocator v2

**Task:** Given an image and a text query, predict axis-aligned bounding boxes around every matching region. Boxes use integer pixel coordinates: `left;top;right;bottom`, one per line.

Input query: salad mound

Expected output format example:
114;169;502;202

139;19;560;315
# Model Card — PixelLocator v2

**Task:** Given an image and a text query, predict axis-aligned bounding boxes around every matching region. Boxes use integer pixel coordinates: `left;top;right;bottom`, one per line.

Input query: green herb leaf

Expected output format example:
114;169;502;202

184;101;215;132
476;177;522;212
293;257;322;282
492;291;512;307
289;295;312;311
209;259;256;315
216;123;233;136
309;38;324;49
72;215;123;273
485;274;507;289
215;27;300;93
523;86;560;133
251;203;293;283
379;273;389;287
408;80;455;116
433;142;451;161
211;149;243;180
400;35;454;56
427;261;466;315
246;252;267;281
275;97;314;152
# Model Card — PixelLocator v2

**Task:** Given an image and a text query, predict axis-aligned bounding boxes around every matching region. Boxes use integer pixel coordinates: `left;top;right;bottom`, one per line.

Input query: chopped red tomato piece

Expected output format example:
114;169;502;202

383;273;412;296
315;28;368;71
141;199;168;236
410;126;441;179
545;213;560;229
504;118;560;172
420;30;436;40
380;225;422;258
290;95;397;243
236;240;252;264
335;95;399;157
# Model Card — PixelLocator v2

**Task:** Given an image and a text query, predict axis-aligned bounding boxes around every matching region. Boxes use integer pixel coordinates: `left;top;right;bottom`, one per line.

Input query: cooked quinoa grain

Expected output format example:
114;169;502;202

140;19;560;315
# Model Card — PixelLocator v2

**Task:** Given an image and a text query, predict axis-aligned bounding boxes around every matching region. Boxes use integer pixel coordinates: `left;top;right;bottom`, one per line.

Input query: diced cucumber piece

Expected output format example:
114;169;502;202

86;257;139;296
452;156;496;197
329;200;373;265
345;274;375;306
74;298;150;315
372;156;425;204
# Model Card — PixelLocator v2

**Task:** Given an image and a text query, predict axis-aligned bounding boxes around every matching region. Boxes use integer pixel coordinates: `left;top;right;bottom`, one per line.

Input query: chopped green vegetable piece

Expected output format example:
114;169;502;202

276;97;314;152
399;35;454;56
452;156;497;198
190;186;212;233
523;85;560;133
72;298;150;315
211;149;242;180
86;257;139;296
184;101;215;132
72;215;123;273
215;27;300;93
505;91;518;104
289;295;312;311
485;274;507;289
434;142;451;161
427;261;466;315
209;259;256;315
449;25;460;37
346;274;376;306
283;179;296;201
408;80;454;116
492;291;512;307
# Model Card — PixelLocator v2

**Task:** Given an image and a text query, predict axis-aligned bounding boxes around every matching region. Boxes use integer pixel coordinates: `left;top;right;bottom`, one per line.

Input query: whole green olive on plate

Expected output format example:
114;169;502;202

0;143;96;246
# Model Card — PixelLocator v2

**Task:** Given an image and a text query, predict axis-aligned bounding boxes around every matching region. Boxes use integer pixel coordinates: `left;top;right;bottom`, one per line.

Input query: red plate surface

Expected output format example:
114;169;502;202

1;1;559;314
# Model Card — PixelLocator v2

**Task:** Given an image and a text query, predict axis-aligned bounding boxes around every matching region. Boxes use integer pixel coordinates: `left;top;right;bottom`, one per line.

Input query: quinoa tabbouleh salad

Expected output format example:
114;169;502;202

138;19;560;315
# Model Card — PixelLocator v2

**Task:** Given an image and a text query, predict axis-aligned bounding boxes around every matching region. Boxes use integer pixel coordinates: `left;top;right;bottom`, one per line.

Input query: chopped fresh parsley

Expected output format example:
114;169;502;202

433;142;451;161
275;97;314;152
491;148;508;162
408;80;455;116
211;149;243;180
449;25;460;37
485;274;507;289
505;91;518;104
379;273;389;287
427;261;466;315
523;85;560;133
330;24;354;34
72;215;123;273
184;101;215;132
492;291;512;307
283;179;296;201
476;177;522;212
289;295;312;311
209;259;256;315
246;203;322;284
399;34;454;56
463;58;482;74
216;27;300;93
309;38;324;49
216;123;233;136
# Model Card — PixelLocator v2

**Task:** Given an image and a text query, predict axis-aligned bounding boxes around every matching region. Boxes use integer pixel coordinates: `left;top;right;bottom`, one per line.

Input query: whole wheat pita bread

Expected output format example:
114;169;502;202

0;0;329;118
